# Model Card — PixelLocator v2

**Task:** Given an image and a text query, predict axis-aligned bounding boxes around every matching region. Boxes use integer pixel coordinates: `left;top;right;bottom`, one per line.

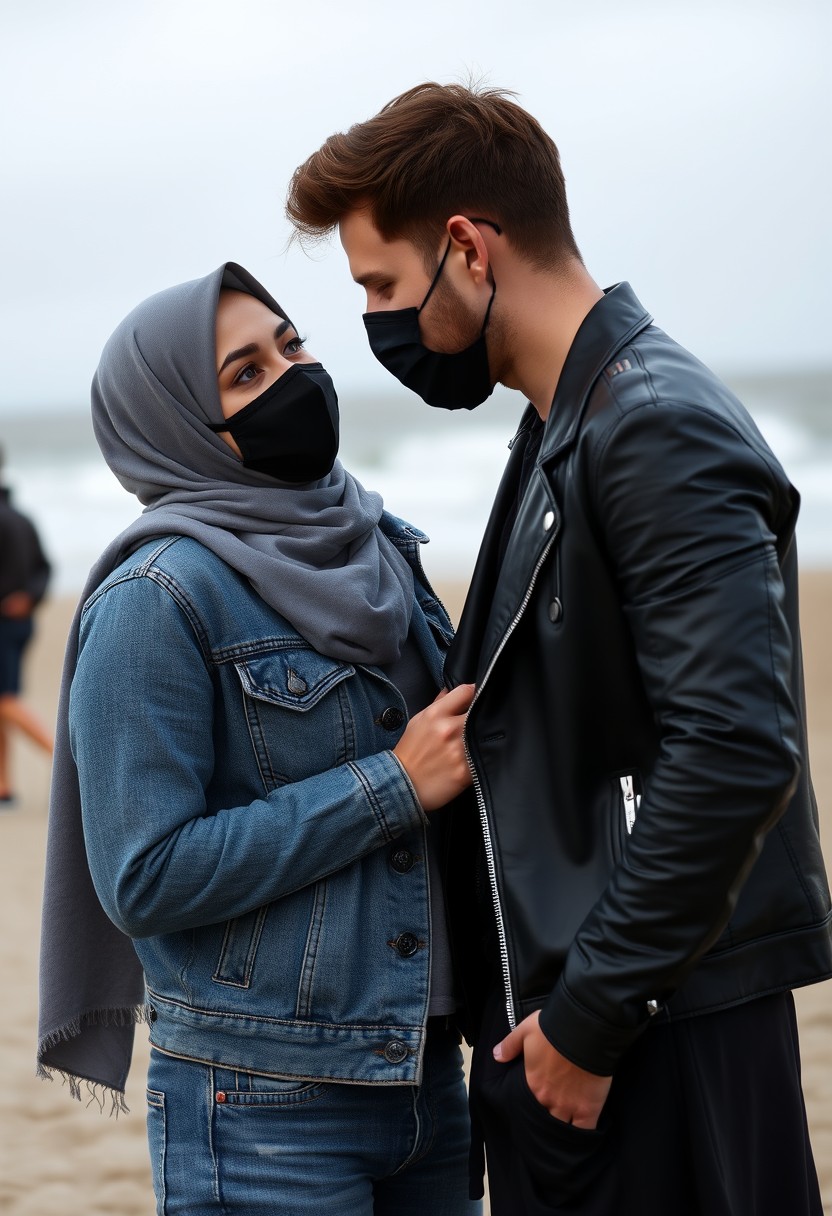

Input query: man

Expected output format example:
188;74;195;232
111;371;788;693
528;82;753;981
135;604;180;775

286;84;831;1214
0;448;53;806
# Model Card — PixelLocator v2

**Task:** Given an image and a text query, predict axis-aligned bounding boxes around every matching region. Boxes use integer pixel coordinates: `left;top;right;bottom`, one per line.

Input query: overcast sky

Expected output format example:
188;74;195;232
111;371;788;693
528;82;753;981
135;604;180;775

1;0;829;413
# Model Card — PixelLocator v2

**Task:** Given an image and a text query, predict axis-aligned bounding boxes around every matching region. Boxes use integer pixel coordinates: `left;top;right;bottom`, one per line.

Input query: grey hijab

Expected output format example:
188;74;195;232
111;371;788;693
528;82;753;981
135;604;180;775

38;262;414;1105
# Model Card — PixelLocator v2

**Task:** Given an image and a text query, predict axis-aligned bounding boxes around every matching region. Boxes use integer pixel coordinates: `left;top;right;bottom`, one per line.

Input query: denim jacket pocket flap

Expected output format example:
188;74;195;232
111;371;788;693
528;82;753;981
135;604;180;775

235;649;355;712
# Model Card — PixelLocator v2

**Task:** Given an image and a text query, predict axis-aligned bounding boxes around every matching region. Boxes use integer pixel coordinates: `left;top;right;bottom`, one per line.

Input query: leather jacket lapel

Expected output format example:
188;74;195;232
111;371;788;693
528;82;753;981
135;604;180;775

473;468;559;681
444;411;536;686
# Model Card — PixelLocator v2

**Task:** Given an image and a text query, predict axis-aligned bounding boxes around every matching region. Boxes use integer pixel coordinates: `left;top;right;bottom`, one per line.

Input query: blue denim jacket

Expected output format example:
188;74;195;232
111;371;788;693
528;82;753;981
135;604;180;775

70;514;455;1085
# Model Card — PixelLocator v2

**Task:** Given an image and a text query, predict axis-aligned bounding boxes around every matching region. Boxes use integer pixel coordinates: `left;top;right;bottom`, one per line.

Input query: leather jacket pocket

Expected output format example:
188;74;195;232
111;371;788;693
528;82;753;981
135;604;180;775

610;772;642;864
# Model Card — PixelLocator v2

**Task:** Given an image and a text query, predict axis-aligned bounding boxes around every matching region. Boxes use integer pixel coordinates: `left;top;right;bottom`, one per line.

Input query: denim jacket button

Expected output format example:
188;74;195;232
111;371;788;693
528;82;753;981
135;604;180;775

391;848;415;874
286;668;308;695
380;706;405;731
395;931;419;958
383;1039;409;1064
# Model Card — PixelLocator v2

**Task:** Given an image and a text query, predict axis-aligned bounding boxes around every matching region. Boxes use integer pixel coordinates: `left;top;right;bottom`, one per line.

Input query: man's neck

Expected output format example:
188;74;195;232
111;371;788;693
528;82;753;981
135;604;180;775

495;260;604;420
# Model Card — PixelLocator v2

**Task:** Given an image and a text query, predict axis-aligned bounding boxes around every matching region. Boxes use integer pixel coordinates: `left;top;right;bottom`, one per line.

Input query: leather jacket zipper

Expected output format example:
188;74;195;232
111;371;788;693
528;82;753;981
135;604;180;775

619;774;660;1018
463;522;559;1031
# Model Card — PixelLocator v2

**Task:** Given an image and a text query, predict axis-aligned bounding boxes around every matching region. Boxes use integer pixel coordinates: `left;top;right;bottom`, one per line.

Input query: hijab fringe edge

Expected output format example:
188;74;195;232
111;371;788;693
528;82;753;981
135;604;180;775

36;1003;153;1115
36;1063;130;1115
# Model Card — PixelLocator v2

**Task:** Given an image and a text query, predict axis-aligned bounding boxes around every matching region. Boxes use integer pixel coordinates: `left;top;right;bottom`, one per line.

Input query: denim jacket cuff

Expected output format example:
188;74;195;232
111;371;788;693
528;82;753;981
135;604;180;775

347;750;428;843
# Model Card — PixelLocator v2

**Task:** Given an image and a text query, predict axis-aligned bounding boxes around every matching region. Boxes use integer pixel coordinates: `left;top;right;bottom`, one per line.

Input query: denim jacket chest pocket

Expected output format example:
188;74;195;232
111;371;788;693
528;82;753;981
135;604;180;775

234;648;356;792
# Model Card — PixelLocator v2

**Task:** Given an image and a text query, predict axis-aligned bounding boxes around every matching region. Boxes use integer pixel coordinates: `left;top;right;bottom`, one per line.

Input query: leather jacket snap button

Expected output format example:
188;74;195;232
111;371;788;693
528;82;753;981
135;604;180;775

391;848;415;873
395;931;419;957
548;597;563;624
383;1039;408;1064
380;706;405;731
543;510;555;531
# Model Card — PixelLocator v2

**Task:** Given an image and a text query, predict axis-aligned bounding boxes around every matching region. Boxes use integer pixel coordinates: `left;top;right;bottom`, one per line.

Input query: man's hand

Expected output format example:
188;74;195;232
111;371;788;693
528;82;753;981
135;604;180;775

494;1010;612;1129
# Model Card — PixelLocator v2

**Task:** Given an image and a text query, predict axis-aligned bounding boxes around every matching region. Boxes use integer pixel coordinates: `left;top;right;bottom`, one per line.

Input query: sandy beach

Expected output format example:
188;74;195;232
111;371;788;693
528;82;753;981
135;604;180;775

2;576;831;1214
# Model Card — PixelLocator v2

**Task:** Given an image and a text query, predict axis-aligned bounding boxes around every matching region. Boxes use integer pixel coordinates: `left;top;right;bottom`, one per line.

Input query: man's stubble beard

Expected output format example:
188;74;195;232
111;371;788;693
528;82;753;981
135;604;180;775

428;273;510;387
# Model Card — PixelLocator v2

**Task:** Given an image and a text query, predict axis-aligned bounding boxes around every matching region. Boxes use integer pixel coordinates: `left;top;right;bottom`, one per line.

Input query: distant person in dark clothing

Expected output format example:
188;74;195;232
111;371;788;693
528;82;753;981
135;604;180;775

0;448;53;805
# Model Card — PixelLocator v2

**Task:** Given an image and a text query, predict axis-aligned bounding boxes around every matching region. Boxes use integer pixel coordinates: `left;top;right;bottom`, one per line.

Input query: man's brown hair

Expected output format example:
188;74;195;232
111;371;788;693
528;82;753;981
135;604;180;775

286;82;581;272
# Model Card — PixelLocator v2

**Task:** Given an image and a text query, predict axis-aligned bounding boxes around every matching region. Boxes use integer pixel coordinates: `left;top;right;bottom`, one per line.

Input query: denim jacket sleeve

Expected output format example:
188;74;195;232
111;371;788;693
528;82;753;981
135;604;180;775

70;573;426;939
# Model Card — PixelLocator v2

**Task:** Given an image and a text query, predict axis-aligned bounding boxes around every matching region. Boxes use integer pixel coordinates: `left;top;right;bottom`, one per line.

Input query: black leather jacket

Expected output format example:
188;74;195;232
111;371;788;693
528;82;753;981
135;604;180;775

446;283;832;1076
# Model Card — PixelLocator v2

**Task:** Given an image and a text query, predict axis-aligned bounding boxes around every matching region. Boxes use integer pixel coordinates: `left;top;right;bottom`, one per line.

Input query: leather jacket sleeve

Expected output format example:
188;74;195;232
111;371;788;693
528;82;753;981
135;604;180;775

539;400;802;1075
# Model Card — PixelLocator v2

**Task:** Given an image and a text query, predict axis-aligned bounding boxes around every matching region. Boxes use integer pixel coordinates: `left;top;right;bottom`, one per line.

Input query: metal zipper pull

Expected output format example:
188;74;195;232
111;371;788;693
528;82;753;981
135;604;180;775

619;774;641;834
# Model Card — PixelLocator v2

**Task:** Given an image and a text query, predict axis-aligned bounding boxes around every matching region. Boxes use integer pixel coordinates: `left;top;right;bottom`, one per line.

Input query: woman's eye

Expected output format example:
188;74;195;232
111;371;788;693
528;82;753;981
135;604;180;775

233;362;260;386
284;335;307;356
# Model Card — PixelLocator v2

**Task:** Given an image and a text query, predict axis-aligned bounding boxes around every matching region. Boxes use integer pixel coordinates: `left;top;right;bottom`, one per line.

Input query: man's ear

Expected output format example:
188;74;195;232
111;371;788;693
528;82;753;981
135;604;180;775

445;215;491;285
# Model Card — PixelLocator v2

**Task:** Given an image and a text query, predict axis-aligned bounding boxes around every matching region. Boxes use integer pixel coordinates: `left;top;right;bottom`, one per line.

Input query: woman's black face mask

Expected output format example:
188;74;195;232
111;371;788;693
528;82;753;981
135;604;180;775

362;218;502;411
209;363;339;484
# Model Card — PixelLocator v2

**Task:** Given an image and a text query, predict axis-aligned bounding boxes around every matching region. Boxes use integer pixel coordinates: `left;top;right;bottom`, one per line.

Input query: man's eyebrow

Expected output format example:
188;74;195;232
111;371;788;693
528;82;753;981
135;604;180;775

217;321;292;376
353;270;390;289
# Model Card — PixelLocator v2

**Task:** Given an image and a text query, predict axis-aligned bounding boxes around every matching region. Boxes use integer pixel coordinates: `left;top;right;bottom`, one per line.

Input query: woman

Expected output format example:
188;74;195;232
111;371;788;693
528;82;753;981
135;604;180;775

38;262;480;1215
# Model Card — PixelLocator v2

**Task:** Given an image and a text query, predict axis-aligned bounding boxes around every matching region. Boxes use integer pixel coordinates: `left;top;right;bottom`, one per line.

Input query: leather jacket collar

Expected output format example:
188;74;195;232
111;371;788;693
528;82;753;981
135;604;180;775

540;281;653;464
446;283;653;687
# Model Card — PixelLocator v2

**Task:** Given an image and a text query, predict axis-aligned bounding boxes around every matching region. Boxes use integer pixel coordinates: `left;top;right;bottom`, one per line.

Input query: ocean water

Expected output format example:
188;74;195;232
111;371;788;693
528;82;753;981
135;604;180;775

1;370;830;596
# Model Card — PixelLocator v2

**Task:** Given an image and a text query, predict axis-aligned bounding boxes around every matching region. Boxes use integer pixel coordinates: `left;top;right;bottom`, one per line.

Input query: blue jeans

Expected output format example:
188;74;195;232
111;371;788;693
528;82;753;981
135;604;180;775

146;1026;482;1215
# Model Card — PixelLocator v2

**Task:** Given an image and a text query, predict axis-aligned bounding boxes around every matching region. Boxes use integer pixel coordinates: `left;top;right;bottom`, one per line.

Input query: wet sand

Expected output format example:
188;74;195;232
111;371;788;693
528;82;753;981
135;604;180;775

2;576;831;1213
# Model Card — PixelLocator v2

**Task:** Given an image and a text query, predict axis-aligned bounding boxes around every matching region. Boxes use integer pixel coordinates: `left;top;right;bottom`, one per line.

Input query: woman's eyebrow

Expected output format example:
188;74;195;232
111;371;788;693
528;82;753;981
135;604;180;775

218;342;258;375
217;321;293;376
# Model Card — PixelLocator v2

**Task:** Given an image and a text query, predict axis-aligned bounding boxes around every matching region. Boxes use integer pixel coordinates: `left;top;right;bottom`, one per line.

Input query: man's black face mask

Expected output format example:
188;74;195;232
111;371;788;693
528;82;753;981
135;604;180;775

210;363;339;484
363;218;501;411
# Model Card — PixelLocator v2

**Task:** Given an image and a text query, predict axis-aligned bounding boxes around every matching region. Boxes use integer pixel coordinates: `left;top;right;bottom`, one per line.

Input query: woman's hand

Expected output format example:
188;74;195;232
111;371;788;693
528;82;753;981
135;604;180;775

393;684;476;811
